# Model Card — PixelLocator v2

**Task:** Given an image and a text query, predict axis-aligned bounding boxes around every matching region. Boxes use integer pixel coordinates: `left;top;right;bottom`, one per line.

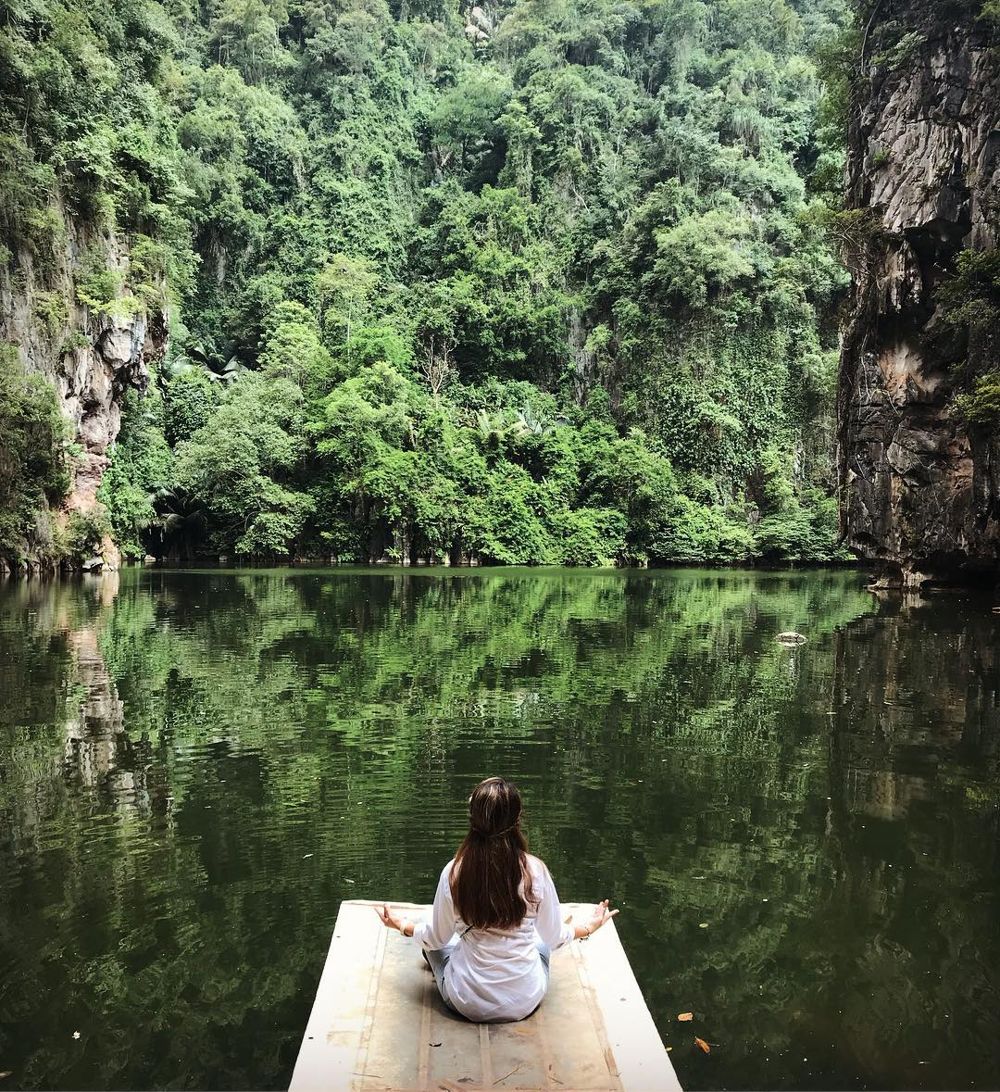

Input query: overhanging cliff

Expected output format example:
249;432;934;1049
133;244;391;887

838;0;1000;585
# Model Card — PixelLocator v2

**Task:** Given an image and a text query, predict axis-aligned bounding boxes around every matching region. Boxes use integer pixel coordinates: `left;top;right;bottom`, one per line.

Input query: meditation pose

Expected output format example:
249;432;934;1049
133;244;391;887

375;775;618;1022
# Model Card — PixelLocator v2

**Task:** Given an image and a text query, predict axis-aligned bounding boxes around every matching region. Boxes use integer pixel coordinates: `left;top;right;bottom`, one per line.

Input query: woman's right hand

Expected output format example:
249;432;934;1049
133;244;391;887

374;903;408;934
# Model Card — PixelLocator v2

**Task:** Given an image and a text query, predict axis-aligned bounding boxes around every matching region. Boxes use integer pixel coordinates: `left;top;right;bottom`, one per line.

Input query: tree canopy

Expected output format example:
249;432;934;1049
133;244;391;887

0;0;853;565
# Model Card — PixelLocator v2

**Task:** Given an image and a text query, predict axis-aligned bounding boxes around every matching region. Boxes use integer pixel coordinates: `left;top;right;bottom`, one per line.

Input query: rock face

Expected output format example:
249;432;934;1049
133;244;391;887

0;214;167;569
838;0;1000;585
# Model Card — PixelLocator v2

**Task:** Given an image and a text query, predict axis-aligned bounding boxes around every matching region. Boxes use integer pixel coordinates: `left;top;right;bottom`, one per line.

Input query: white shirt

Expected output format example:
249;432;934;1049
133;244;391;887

411;854;574;1022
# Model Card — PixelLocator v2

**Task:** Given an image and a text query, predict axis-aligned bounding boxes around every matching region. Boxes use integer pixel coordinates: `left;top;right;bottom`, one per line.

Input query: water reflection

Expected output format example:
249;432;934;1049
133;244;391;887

0;569;997;1091
822;594;1000;1091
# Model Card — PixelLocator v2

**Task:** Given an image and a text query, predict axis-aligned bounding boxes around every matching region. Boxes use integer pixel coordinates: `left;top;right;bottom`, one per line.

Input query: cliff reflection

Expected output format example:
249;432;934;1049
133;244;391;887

822;592;1000;1090
830;591;1000;820
1;575;149;851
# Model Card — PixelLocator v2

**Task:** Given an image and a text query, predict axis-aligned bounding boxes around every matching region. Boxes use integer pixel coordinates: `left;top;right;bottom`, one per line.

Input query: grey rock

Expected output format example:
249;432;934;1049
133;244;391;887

839;1;1000;584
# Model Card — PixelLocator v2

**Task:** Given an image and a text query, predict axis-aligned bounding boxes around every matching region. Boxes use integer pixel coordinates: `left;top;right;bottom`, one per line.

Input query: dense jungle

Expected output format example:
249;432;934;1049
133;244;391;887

0;0;858;568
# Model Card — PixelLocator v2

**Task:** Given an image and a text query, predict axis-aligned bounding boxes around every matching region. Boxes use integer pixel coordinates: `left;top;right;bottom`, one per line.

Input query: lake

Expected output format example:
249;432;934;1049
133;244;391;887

1;567;998;1090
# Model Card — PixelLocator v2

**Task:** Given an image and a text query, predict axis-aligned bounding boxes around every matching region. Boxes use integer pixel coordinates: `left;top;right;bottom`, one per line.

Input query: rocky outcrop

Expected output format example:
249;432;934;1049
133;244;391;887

838;0;1000;585
61;309;157;520
0;211;167;570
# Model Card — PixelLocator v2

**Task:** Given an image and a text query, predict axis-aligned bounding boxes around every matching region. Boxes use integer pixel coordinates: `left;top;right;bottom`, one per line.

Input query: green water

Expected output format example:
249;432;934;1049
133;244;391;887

1;567;998;1091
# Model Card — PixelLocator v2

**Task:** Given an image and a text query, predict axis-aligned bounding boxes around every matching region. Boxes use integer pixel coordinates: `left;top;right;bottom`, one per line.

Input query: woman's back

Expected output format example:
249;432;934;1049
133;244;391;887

376;777;618;1023
437;854;567;1021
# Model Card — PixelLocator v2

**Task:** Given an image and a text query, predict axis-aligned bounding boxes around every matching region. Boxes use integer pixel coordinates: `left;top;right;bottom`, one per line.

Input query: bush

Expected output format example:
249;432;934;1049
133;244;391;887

100;384;175;558
32;290;69;338
756;495;846;563
0;346;69;563
557;507;627;567
75;257;142;318
956;371;1000;427
63;510;111;561
164;370;223;446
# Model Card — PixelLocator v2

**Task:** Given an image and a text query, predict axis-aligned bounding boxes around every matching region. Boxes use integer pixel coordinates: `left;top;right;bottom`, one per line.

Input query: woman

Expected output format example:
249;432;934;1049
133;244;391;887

376;776;618;1022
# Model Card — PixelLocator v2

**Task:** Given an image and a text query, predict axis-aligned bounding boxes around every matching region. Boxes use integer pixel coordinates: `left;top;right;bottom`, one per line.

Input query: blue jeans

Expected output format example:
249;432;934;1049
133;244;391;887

424;940;551;1016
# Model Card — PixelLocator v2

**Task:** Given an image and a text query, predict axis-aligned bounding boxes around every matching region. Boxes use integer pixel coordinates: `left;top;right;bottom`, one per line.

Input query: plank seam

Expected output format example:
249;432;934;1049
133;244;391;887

478;1024;493;1085
572;941;624;1090
417;973;433;1089
355;914;390;1087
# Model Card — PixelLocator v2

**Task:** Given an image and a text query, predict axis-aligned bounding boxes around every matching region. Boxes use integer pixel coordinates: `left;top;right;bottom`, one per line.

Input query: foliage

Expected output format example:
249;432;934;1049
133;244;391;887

75;257;143;319
0;345;69;564
173;373;314;556
99;382;175;558
163;369;224;447
752;446;847;562
940;250;1000;426
956;371;1000;427
62;509;111;559
1;0;853;565
32;290;69;338
940;249;1000;339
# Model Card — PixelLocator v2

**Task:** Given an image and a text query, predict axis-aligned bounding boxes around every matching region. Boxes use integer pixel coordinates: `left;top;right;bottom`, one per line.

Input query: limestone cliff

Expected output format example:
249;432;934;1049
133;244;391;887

0;213;167;572
838;0;1000;585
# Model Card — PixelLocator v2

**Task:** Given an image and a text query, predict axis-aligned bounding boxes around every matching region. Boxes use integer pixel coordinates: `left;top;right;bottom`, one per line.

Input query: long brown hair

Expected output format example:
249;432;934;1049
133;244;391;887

451;776;536;930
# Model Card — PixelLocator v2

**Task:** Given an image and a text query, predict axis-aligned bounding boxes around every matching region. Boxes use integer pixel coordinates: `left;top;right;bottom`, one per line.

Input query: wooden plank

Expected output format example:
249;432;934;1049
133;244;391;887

574;908;681;1092
289;900;681;1092
537;940;622;1090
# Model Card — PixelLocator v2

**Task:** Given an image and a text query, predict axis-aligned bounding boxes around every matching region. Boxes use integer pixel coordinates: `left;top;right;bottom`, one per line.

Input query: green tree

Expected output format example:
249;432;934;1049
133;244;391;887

0;347;69;564
174;373;313;556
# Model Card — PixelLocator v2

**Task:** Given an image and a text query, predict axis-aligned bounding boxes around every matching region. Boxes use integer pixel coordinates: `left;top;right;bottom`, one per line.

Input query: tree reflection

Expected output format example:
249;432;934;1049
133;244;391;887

0;570;997;1090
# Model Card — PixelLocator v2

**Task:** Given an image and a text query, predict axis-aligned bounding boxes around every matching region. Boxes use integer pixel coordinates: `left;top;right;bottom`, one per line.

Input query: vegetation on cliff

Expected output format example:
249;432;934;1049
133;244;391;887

0;348;70;562
0;0;851;566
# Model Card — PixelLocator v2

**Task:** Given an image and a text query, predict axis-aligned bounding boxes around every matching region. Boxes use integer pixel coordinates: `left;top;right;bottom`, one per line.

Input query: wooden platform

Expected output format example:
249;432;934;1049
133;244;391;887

290;900;681;1092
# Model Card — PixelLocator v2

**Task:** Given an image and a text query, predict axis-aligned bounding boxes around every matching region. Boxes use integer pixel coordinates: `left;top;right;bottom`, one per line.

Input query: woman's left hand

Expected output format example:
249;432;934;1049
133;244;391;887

584;898;619;935
374;903;406;932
